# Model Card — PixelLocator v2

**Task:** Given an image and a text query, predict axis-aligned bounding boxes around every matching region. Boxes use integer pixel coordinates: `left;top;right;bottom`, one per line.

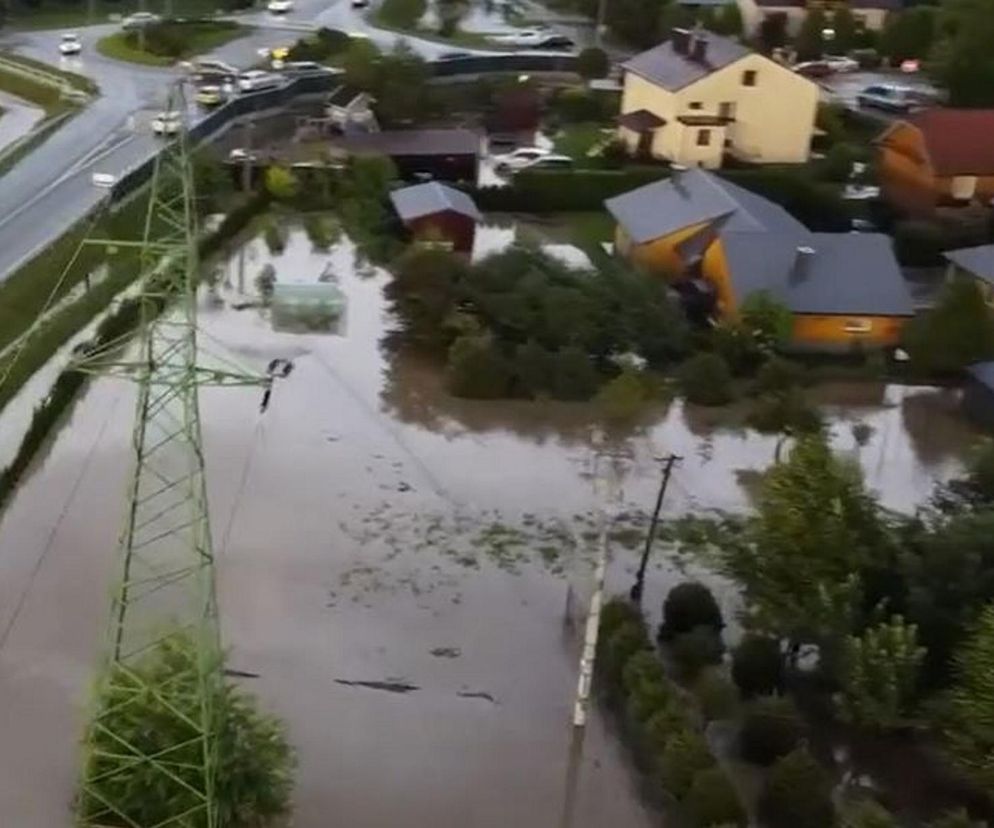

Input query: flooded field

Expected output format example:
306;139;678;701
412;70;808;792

0;215;981;827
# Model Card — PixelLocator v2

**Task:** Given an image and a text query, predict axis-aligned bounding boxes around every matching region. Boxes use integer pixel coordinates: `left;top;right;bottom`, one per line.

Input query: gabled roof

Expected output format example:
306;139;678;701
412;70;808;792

968;362;994;392
901;109;994;176
618;109;666;131
605;167;807;245
327;84;366;108
622;31;751;92
389;181;482;222
720;231;914;316
945;244;994;285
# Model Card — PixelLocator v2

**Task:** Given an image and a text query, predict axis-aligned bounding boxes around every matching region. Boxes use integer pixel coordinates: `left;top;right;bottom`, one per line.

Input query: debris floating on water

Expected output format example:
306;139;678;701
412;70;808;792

334;679;420;694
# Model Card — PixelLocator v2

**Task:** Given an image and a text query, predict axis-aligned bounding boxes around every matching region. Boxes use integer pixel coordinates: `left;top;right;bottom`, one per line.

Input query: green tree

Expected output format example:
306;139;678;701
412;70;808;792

378;0;426;28
838;615;925;728
830;5;858;54
446;333;512;398
796;7;827;60
606;0;667;48
739;695;804;766
711;2;743;36
263;166;299;201
758;747;835;828
927;810;989;828
685;767;746;826
732;635;785;698
903;277;994;373
385;248;469;349
741;290;793;350
343;37;383;90
758;11;790;52
576;46;609;79
678;353;734;406
436;0;469;36
940;604;994;789
932;0;994;107
880;5;936;63
713;435;884;658
658;728;715;799
840;799;900;828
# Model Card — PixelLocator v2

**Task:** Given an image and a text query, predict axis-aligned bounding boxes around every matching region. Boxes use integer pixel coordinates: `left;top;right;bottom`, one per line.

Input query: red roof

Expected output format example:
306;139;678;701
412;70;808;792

908;109;994;176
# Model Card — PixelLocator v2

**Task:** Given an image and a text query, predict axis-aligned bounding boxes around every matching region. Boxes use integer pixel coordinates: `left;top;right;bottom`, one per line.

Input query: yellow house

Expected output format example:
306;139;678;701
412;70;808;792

736;0;898;37
618;28;819;169
605;169;915;351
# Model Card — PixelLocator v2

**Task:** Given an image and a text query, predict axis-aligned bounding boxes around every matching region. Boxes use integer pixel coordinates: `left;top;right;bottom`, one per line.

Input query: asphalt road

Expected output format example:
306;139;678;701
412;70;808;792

0;0;535;283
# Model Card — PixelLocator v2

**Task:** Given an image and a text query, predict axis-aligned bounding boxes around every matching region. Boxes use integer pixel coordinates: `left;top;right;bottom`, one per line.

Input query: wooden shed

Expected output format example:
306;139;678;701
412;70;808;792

389;182;482;253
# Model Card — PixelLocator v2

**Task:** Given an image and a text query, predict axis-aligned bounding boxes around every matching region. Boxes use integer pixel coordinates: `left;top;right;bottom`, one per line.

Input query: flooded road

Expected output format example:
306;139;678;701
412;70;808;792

0;216;980;827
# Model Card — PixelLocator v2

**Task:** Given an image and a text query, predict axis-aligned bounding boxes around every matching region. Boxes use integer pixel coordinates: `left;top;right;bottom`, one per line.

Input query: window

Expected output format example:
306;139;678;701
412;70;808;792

843;319;873;334
742;69;757;86
688;101;703;110
696;129;711;147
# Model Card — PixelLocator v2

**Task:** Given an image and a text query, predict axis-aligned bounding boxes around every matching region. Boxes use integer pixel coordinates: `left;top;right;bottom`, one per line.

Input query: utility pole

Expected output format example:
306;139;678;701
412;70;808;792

237;118;254;295
594;0;608;48
630;454;681;604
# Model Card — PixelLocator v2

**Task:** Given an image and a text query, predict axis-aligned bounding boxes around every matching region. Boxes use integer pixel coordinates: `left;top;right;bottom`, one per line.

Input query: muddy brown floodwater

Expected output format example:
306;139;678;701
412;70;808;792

0;216;981;827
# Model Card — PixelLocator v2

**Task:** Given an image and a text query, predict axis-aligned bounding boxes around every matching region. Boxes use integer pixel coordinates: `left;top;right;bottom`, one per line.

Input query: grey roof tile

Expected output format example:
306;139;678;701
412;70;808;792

390;181;482;222
945;244;994;286
622;32;751;92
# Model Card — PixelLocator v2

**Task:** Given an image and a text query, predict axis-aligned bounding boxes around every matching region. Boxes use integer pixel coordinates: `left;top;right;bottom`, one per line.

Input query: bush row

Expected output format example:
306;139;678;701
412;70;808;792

474;167;670;212
598;596;747;826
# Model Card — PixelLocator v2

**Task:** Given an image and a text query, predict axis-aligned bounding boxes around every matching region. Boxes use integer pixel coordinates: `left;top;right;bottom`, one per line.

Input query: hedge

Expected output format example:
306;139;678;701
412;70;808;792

474;167;670;212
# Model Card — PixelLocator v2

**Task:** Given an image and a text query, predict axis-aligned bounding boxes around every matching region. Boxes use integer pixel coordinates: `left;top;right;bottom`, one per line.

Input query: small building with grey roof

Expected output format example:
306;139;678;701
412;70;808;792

945;245;994;305
389;181;481;252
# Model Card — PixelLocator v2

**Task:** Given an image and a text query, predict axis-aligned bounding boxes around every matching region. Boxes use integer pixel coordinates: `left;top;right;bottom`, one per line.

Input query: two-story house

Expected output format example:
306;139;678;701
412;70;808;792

736;0;902;37
617;28;819;169
876;109;994;216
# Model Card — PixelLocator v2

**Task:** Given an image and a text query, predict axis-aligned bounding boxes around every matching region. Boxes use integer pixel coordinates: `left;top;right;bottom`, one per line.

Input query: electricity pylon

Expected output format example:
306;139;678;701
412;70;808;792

72;84;265;828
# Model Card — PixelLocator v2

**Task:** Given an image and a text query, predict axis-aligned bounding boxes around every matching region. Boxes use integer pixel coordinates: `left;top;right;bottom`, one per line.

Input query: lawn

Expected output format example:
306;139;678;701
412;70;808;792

553;122;614;164
6;0;247;30
96;21;249;66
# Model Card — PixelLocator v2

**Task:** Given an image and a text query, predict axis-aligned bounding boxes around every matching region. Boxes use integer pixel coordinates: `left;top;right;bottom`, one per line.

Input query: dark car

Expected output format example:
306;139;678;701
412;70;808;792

537;34;575;50
794;60;833;78
857;84;914;113
437;50;473;61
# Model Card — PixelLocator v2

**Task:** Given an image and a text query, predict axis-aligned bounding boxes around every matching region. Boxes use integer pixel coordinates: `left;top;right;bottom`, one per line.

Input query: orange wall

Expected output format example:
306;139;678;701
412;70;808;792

792;314;908;350
701;239;738;317
618;221;715;276
878;122;936;214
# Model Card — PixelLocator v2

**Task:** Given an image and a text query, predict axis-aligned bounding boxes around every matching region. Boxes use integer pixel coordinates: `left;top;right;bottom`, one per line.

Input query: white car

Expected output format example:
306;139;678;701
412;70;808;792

91;172;117;188
492;146;550;171
121;11;161;30
151;110;182;136
824;55;859;73
237;70;283;92
267;0;294;12
59;33;82;55
516;153;574;172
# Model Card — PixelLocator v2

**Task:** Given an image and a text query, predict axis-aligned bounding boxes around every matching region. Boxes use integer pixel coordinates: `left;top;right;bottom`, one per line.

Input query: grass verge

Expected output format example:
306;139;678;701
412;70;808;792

0;52;97;95
96;21;249;67
6;0;245;30
370;8;506;49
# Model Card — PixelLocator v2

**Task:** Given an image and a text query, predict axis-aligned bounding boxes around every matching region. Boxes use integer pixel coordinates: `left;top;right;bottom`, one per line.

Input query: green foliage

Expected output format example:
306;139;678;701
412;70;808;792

550;87;610;123
476;167;670;212
594;368;662;422
344;41;430;125
436;0;468;35
838;615;925;728
903;277;994;374
264;166;299;201
758;11;790;52
840;799;900;828
926;809;989;828
741;291;794;348
721;168;852;232
747;386;824;437
121;20;244;60
601;596;644;638
693;668;740;722
754;357;804;396
446;333;513;398
78;635;293;827
623;650;667;695
830;6;858;53
602;619;651;686
645;702;695;750
626;674;674;723
343;37;382;89
304;214;341;251
939;605;994;789
287;27;352;61
377;0;426;29
661;582;724;638
931;0;994;107
796;7;827;60
576;46;609;79
670;626;725;679
880;6;936;62
758;748;835;828
739;695;804;766
386;247;470;349
822;142;861;183
658;728;715;800
685;767;747;827
711;2;743;36
732;635;784;699
678;353;734;406
605;0;665;48
263;219;286;254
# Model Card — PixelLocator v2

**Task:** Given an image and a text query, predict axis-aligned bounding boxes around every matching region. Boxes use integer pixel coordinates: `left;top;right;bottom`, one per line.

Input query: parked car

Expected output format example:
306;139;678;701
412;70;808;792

267;0;294;12
195;85;227;106
280;61;334;76
516;153;574;172
58;32;82;55
351;0;369;7
237;70;283;93
824;55;859;73
794;60;833;78
228;148;259;163
187;59;239;83
491;29;547;47
121;11;161;30
857;84;915;113
437;50;472;61
535;34;574;50
91;172;117;188
151;110;182;136
493;146;550;171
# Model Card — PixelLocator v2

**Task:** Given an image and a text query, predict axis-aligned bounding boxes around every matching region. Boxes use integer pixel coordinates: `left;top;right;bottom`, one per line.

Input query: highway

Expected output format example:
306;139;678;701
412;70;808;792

0;0;533;283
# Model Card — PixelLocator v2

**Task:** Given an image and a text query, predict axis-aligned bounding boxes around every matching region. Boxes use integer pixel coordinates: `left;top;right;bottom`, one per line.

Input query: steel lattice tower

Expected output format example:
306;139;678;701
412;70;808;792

73;85;263;828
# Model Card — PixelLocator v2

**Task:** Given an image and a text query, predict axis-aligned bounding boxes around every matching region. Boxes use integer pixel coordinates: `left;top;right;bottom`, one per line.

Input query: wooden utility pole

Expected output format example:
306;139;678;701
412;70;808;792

630;454;681;604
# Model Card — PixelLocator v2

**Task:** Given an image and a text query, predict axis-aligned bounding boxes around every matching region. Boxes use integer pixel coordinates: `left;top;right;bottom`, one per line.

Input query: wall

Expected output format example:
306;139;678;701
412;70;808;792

701;238;738;316
617;220;715;274
408;211;475;252
791;313;908;350
673;122;726;169
877;121;936;215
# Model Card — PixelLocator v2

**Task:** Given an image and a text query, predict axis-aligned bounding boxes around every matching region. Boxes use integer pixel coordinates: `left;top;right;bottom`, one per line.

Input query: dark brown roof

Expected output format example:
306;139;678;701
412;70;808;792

618;109;666;131
904;109;994;176
341;128;480;158
677;114;734;126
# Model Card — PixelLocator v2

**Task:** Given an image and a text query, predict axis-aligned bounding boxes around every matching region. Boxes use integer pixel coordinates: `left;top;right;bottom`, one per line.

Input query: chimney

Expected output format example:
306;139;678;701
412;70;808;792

671;27;691;54
691;32;709;63
791;245;817;282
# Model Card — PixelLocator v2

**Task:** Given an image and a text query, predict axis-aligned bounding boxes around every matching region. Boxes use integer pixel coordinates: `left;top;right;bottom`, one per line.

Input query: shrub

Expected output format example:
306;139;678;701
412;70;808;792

626;674;673;723
446;334;513;398
661;582;724;638
721;168;852;232
78;634;293;827
577;46;609;79
747;387;823;436
263;220;286;254
601;596;643;638
623;650;667;695
551;87;608;123
378;0;427;28
821;142;861;183
475;168;669;212
657;728;715;800
602;620;651;687
645;701;695;751
547;346;600;401
739;695;804;766
731;635;784;698
685;767;747;827
754;357;804;396
694;668;739;722
595;367;658;421
926;810;988;828
841;799;900;828
903;276;994;373
669;626;725;679
758;748;835;828
264;166;300;201
677;353;734;406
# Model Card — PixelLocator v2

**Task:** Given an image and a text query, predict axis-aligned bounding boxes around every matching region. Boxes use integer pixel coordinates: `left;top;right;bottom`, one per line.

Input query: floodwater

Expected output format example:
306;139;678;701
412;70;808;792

0;216;980;827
